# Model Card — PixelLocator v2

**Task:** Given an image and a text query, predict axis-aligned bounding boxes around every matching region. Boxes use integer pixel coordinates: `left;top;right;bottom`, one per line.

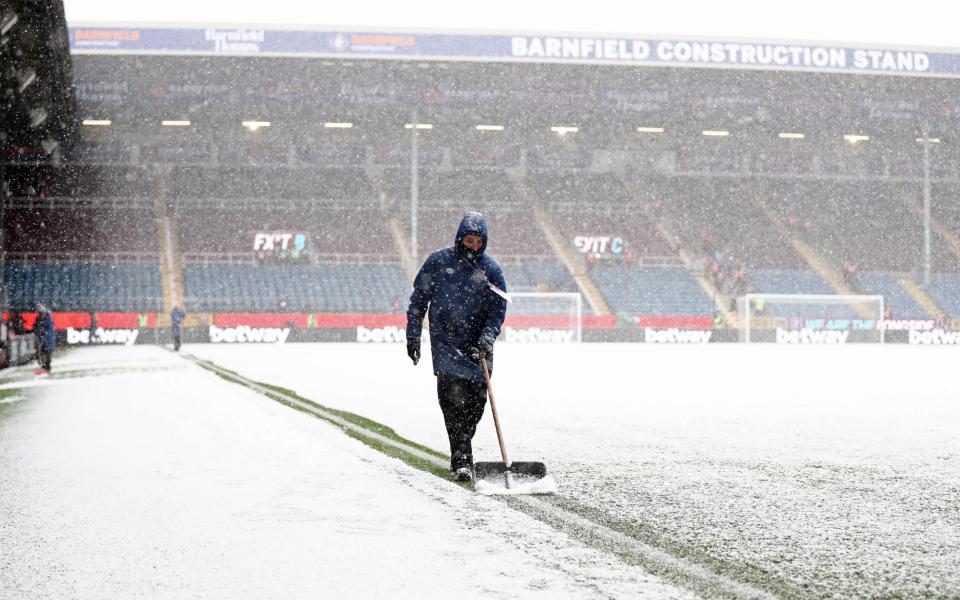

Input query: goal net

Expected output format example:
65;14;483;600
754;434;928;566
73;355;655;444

502;292;583;343
737;293;885;344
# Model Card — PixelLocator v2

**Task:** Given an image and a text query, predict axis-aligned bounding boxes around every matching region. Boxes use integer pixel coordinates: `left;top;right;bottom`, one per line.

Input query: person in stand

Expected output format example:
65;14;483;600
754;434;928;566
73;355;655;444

170;305;186;351
406;212;508;482
33;304;56;375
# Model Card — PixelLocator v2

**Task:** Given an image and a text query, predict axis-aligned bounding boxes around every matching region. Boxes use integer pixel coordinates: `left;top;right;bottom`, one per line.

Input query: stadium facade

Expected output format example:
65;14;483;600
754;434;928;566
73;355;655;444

5;22;960;346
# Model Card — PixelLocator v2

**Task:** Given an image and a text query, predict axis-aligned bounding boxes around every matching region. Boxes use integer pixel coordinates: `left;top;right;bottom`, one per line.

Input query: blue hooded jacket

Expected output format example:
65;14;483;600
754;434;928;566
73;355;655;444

171;307;186;334
406;212;508;383
34;308;56;352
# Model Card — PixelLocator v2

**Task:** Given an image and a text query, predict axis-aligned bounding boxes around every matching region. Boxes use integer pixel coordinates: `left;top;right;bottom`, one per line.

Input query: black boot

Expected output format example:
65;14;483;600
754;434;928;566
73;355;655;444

454;466;473;482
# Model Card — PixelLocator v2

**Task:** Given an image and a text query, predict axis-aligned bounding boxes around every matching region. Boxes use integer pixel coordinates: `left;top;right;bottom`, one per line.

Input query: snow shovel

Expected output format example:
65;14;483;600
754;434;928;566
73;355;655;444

473;357;554;494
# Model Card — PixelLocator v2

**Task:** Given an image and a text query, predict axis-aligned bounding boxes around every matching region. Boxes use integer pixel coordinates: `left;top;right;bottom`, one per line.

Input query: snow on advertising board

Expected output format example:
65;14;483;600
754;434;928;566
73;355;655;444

67;26;960;78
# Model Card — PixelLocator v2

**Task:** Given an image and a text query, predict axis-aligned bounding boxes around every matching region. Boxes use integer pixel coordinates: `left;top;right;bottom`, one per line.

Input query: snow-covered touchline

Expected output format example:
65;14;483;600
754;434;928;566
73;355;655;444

185;354;445;467
184;351;780;600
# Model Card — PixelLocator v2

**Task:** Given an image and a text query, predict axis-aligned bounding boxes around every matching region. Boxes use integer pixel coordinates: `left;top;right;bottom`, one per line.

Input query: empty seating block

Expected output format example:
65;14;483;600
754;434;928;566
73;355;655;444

176;206;394;257
4;207;158;253
645;176;806;270
768;180;931;272
169;167;372;200
183;264;410;312
854;272;926;319
591;266;714;316
923;274;960;318
748;269;858;319
4;263;163;311
749;269;836;296
501;260;575;292
414;208;550;259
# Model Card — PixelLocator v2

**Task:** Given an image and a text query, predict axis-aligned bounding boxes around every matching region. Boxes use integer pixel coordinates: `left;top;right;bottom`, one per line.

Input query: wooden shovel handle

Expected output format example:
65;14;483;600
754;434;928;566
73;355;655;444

480;357;510;466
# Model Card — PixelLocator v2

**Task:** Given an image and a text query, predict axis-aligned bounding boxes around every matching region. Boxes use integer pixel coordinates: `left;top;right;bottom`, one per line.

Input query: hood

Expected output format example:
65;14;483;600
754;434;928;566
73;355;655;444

454;211;488;259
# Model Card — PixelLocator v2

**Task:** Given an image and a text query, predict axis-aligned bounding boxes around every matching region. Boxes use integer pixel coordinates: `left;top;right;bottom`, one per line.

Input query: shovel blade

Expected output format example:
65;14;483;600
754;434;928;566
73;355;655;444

474;461;548;486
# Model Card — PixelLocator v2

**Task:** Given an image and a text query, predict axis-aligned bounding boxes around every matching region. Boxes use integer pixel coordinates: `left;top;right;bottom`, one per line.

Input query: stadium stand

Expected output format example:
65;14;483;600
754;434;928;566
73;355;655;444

382;167;554;257
922;274;960;318
7;43;960;334
174;201;394;258
4;202;158;254
591;266;714;316
764;180;938;272
531;172;677;260
853;272;926;318
748;269;837;296
501;260;578;293
4;263;163;311
182;263;408;313
638;175;808;270
168;167;373;201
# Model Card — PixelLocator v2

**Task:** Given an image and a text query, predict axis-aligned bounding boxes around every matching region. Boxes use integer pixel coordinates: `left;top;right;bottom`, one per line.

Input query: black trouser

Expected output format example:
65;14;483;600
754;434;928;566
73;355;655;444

37;347;51;371
437;374;487;470
173;332;181;351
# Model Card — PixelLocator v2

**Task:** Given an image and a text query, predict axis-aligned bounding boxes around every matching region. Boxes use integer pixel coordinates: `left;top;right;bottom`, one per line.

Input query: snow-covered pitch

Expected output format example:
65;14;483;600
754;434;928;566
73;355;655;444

2;343;958;599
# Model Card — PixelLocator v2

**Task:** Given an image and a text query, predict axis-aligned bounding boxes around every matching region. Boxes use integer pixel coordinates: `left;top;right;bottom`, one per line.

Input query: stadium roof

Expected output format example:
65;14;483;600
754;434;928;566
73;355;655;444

62;0;960;52
64;23;960;80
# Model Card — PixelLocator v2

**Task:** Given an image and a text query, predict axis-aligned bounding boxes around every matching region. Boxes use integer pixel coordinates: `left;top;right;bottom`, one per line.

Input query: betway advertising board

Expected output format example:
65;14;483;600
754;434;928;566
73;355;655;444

637;316;715;344
67;327;140;345
16;312;960;345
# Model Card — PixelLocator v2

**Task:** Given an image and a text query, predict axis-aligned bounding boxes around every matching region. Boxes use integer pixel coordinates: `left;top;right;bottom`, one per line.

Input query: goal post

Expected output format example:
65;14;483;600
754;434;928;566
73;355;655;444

738;293;885;344
502;292;583;343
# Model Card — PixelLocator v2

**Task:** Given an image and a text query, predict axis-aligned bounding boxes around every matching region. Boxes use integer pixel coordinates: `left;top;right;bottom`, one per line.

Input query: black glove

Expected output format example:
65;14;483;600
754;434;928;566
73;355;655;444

469;335;494;361
407;338;421;365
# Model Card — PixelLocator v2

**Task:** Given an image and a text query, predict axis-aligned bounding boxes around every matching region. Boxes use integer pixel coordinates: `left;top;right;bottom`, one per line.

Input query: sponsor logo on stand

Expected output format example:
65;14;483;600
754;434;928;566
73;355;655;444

66;327;139;346
209;325;290;343
573;235;625;255
643;328;712;343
